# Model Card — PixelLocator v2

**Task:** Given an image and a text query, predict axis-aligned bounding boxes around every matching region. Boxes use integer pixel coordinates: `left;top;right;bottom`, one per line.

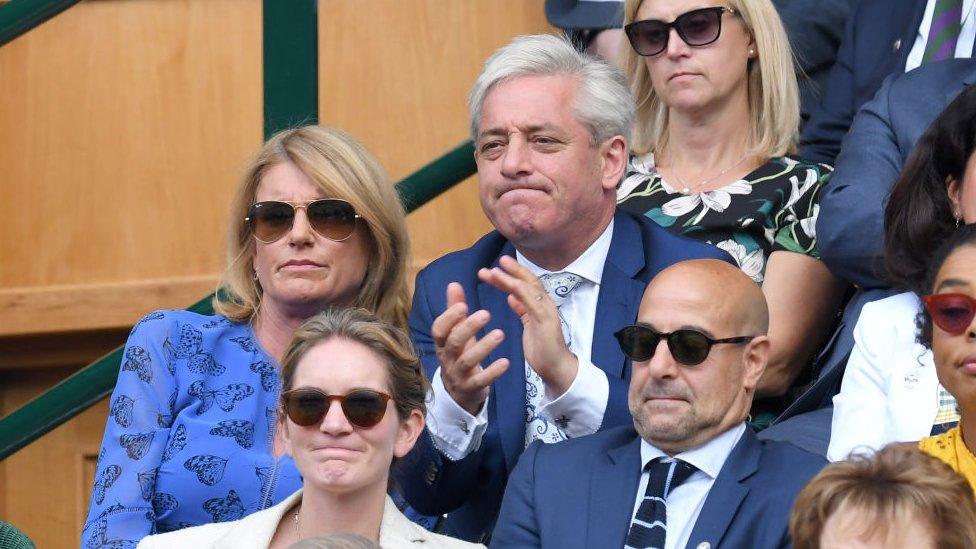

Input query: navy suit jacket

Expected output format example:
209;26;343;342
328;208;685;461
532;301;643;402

492;425;827;549
762;60;976;457
397;210;731;543
772;0;858;122
800;0;929;164
817;58;976;288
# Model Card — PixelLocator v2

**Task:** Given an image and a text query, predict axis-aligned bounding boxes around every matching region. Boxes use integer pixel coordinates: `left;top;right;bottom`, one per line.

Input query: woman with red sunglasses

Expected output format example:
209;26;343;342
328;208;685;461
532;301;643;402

616;0;846;416
138;308;482;548
83;126;412;547
917;225;976;491
827;87;976;463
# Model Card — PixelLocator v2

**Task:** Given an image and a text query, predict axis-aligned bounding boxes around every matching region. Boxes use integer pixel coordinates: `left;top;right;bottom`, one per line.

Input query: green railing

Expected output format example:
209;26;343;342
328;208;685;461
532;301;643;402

0;0;477;461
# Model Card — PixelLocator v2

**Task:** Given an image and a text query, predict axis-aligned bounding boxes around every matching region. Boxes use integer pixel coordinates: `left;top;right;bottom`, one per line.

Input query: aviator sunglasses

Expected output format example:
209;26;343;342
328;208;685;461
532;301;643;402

281;388;393;428
923;293;976;335
614;324;754;365
245;199;361;244
624;6;738;57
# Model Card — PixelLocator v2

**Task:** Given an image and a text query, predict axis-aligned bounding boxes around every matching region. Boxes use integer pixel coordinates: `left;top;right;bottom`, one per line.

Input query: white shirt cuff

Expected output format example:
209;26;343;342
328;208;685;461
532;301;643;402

538;358;608;438
425;367;489;461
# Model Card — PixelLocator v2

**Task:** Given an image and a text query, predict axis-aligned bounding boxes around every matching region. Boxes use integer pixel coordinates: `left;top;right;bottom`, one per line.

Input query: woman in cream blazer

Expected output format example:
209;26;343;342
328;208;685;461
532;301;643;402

137;490;473;549
827;292;939;461
138;309;481;549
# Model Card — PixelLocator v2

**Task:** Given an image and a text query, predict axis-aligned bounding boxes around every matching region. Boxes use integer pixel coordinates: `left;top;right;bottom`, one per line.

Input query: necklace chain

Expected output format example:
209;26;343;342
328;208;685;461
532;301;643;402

668;152;748;195
293;507;302;541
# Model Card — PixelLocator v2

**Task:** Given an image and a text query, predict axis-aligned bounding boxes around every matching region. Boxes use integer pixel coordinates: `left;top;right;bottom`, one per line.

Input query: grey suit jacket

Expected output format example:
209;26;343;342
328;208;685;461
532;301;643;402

136;491;483;549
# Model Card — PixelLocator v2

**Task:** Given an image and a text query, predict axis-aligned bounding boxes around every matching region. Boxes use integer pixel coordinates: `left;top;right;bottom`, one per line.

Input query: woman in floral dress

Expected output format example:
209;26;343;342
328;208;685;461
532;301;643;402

618;0;846;404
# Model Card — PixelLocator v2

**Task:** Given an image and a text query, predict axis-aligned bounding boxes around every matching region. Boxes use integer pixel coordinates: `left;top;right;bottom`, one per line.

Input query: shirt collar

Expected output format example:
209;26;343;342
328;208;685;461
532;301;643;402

639;423;747;480
515;219;614;285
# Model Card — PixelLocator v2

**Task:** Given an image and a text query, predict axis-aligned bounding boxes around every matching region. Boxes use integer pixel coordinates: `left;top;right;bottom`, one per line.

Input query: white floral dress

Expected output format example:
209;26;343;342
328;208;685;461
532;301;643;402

617;153;831;283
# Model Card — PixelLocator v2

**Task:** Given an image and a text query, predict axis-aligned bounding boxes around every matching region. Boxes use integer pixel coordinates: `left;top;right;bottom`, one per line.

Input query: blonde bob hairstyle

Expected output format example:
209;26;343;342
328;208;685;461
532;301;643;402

789;444;976;549
622;0;799;158
213;126;411;331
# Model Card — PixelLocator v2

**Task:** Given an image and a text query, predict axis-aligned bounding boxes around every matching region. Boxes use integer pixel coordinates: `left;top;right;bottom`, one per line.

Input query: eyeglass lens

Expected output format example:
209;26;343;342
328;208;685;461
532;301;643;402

248;199;358;243
924;293;976;334
625;7;726;57
283;388;390;428
614;326;714;365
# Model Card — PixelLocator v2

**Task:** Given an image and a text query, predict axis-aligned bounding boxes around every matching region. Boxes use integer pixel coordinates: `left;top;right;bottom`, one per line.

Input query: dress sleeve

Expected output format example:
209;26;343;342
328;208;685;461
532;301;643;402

81;311;181;548
772;161;832;258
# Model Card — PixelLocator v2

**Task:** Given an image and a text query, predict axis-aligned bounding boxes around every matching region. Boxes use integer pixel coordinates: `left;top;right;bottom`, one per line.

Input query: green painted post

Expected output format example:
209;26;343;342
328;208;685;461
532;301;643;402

263;0;318;138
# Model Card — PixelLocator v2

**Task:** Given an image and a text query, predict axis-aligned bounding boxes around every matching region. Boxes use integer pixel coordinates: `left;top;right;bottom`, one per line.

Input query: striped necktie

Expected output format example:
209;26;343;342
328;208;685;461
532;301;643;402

922;0;964;63
624;458;698;549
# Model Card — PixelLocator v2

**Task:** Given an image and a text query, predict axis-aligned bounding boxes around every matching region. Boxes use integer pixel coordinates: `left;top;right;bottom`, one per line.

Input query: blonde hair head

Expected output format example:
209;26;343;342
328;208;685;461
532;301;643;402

214;126;411;331
622;0;799;158
789;444;976;549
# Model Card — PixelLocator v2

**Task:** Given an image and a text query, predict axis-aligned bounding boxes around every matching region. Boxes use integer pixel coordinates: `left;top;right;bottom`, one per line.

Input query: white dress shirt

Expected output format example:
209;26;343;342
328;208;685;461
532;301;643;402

426;221;615;460
630;424;747;549
905;0;976;71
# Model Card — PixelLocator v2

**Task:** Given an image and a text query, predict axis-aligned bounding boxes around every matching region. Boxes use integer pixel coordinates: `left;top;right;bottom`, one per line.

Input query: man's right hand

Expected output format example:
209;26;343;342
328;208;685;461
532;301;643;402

432;282;510;415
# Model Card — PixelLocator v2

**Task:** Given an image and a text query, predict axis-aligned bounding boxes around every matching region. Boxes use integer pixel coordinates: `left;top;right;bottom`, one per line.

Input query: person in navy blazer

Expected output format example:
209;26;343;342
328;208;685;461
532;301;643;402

395;35;730;543
493;260;826;549
758;60;976;459
800;0;931;164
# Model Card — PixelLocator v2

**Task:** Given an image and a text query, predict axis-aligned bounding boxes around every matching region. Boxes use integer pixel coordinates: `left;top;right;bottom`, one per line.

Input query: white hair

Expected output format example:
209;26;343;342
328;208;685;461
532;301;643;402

469;34;635;145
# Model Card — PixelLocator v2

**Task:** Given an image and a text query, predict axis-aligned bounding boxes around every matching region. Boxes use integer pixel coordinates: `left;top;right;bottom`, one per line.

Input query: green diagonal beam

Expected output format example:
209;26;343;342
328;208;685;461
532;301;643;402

0;0;81;47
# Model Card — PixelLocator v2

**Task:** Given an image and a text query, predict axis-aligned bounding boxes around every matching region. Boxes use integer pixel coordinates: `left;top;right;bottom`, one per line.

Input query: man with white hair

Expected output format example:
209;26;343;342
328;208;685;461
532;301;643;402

397;34;729;542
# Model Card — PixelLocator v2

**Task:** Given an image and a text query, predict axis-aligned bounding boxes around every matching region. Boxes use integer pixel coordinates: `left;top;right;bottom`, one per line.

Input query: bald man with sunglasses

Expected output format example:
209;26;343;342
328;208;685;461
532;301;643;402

493;259;827;549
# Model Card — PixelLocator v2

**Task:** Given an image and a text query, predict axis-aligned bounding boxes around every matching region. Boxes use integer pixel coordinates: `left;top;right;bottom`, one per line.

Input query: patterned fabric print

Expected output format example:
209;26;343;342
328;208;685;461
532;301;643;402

618;154;830;283
931;384;961;435
82;310;302;548
524;272;583;447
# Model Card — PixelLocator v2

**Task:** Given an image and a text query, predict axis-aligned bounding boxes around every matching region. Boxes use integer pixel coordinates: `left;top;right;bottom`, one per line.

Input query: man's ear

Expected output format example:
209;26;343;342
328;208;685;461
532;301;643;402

393;410;425;459
600;135;629;191
741;335;770;391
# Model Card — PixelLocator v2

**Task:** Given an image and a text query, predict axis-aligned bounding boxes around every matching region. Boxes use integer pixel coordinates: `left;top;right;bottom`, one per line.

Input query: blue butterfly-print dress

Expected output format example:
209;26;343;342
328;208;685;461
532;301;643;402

81;310;302;548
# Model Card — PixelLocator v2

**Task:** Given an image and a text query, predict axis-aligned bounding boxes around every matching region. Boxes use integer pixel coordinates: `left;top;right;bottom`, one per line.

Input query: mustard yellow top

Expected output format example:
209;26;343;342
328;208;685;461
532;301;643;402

919;426;976;492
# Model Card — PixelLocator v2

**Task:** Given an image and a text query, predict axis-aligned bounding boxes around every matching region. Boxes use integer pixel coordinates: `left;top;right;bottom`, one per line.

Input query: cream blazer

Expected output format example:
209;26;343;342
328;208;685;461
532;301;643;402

137;490;483;549
827;291;940;462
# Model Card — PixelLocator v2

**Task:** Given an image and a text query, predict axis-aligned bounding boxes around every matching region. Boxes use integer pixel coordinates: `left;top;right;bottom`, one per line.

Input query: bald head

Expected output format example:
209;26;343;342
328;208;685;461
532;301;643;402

628;259;771;454
644;259;769;336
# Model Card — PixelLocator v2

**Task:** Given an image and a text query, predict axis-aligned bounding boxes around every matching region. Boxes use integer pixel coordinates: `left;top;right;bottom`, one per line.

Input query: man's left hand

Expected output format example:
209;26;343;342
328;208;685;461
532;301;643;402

478;255;579;397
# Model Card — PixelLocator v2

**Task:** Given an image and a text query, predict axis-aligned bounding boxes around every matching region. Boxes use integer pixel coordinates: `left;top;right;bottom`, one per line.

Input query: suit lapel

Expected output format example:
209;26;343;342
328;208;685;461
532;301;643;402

687;429;762;548
591;213;647;378
479;242;527;470
895;0;929;69
587;432;643;549
944;64;976;105
213;489;302;548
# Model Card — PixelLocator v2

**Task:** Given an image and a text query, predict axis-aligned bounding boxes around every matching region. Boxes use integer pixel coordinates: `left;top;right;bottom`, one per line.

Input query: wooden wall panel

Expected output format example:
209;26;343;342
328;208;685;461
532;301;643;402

0;367;109;548
0;0;262;334
318;1;552;267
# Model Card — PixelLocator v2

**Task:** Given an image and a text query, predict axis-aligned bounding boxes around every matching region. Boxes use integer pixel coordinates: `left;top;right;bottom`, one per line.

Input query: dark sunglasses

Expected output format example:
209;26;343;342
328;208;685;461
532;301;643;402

281;388;393;429
245;199;360;244
614;324;754;366
625;6;738;57
923;293;976;335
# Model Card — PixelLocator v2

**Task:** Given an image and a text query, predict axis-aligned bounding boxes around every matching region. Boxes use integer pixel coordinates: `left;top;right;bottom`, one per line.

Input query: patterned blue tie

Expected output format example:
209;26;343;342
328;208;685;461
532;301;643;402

538;271;582;348
624;458;698;549
524;271;583;446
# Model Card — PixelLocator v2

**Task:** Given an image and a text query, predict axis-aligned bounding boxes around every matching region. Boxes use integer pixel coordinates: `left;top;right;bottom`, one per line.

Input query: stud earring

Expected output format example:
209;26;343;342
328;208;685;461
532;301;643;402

748;48;755;56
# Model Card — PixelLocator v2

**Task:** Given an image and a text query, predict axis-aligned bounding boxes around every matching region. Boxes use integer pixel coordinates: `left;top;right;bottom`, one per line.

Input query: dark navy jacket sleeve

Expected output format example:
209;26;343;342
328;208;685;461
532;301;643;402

490;441;543;549
815;73;901;288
